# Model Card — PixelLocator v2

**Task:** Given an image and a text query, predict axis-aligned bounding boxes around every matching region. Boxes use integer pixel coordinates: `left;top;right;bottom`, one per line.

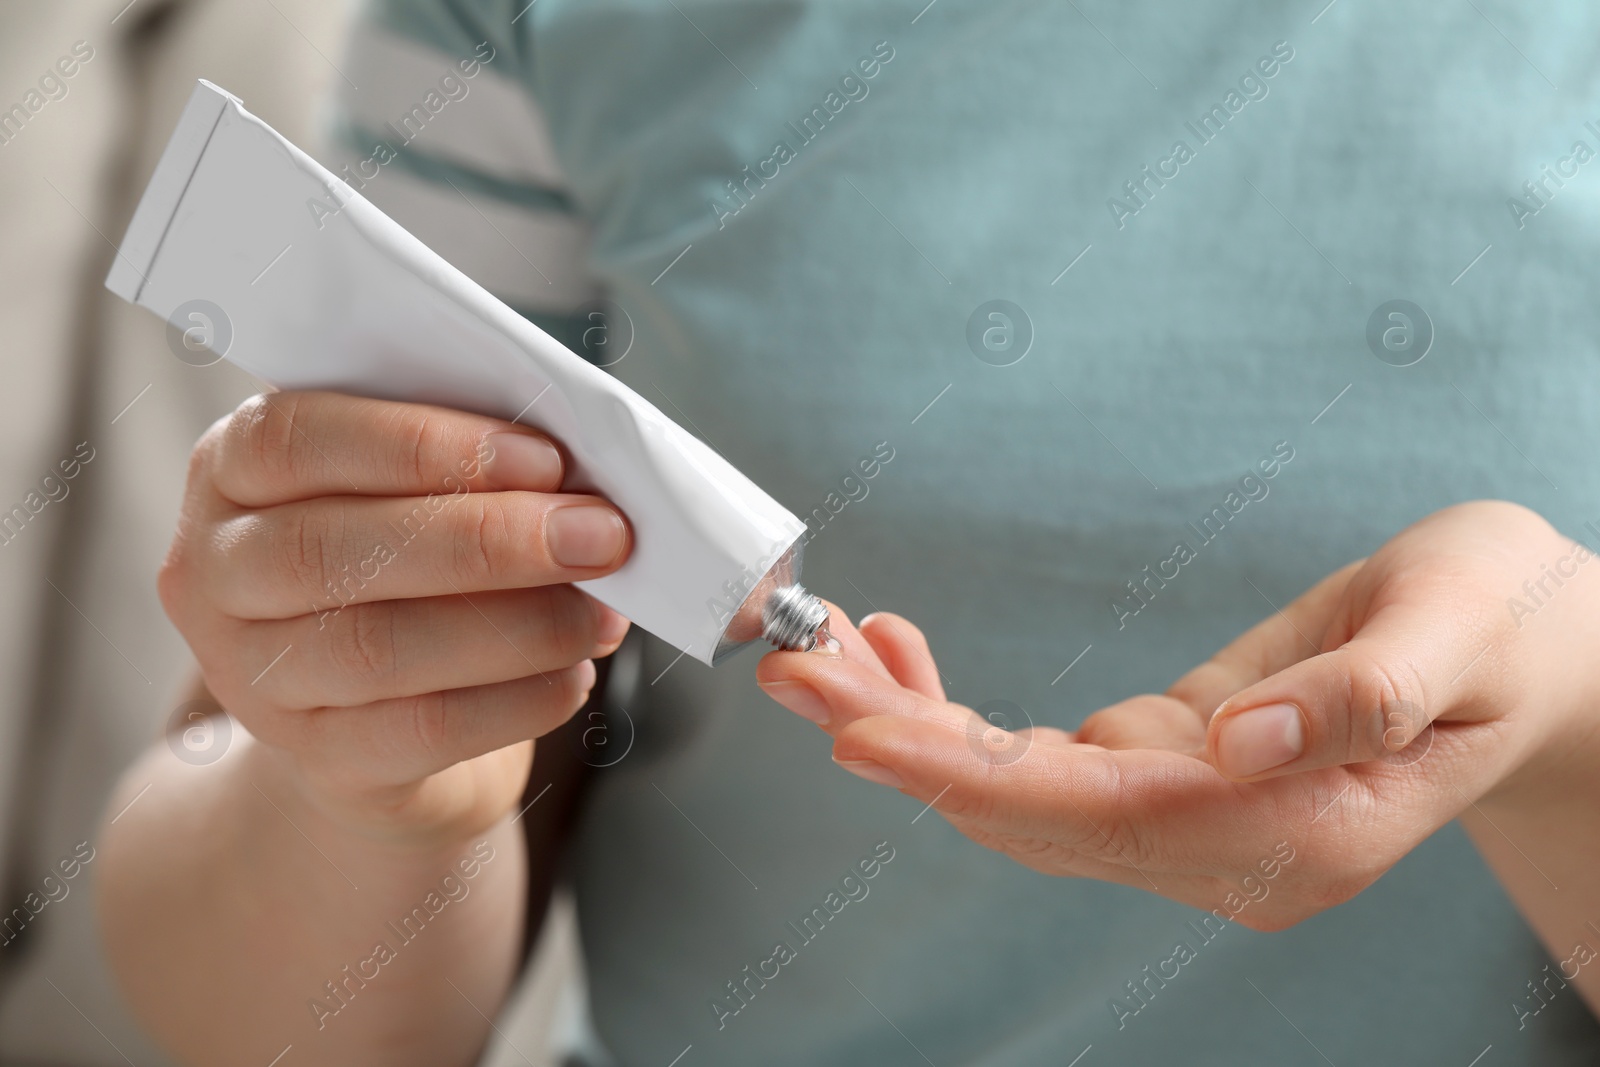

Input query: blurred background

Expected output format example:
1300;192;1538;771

0;3;570;1063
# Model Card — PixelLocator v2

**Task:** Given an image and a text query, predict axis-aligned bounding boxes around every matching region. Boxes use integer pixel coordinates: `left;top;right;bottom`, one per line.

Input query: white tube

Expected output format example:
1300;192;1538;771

107;80;822;666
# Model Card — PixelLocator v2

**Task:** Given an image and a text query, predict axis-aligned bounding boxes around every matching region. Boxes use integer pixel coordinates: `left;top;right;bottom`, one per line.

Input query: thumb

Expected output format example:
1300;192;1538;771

1204;600;1492;781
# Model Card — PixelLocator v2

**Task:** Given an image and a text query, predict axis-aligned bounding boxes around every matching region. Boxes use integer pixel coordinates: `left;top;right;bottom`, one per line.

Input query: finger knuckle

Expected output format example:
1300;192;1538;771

990;831;1072;868
281;504;340;597
455;497;520;585
190;414;229;488
1089;812;1153;868
328;603;398;686
1348;651;1426;753
232;394;310;496
1063;757;1155;866
407;689;455;760
156;542;192;620
397;411;441;488
937;783;995;825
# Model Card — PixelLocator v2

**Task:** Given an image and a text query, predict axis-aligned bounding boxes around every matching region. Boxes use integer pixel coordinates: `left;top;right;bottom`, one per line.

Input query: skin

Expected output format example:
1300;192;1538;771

759;500;1600;1021
97;392;630;1067
101;398;1597;1063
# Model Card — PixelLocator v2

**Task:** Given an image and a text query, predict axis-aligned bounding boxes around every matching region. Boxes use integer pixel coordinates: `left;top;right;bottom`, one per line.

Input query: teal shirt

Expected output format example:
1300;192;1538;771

363;1;1600;1062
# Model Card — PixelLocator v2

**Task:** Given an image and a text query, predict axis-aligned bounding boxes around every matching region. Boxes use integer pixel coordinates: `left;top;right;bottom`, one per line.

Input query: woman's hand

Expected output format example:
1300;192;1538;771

757;501;1600;935
159;390;632;847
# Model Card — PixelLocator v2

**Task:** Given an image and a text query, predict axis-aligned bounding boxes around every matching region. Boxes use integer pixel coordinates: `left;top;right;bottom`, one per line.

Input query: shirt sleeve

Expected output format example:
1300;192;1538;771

322;0;607;357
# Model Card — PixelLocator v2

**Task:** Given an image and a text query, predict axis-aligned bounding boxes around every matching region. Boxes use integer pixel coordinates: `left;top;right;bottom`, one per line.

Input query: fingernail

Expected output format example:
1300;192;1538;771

546;506;627;568
759;681;831;725
832;757;904;788
484;432;562;488
1216;703;1304;778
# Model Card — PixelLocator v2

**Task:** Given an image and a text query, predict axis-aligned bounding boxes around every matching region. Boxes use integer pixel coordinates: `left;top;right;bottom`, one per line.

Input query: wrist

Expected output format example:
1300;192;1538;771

242;737;515;862
1478;609;1600;817
1480;698;1600;818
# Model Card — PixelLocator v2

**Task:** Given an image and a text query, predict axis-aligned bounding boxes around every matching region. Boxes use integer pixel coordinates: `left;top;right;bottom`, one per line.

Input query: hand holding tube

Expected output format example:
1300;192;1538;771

158;390;631;844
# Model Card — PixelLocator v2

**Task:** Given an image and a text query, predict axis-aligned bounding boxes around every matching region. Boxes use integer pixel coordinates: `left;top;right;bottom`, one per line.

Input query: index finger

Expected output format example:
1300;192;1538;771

202;391;567;508
835;714;1267;872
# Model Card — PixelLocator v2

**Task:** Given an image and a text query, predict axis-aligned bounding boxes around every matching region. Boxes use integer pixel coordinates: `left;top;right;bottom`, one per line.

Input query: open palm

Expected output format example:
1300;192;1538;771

757;502;1586;928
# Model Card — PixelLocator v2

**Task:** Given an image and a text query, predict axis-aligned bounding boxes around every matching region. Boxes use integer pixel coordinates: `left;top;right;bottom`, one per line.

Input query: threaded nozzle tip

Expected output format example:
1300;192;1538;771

761;584;829;652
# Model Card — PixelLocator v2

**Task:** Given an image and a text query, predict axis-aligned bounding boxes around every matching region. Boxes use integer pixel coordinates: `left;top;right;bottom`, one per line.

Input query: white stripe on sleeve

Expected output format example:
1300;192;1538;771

340;25;570;191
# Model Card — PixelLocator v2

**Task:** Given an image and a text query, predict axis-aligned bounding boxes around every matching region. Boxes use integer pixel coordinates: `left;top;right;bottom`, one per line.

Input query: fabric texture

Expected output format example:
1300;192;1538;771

81;0;1600;1064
